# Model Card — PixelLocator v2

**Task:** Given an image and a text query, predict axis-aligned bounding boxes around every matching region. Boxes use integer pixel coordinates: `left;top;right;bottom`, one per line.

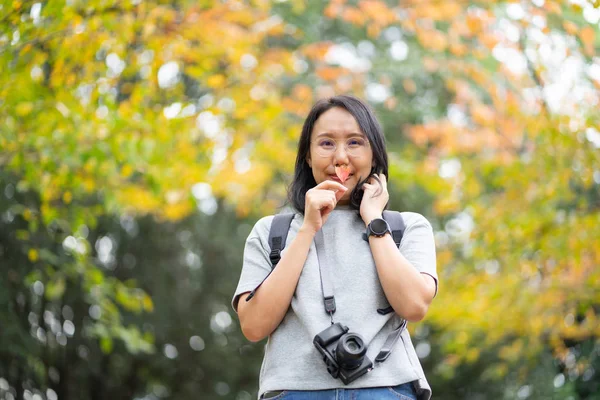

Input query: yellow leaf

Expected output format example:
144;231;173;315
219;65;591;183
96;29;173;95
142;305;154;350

142;294;154;312
23;209;32;221
121;164;134;178
207;74;226;88
16;102;34;116
28;249;39;262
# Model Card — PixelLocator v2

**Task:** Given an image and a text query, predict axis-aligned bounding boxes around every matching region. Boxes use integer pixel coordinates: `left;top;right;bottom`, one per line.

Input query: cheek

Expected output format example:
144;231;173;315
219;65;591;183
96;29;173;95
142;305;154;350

361;158;374;174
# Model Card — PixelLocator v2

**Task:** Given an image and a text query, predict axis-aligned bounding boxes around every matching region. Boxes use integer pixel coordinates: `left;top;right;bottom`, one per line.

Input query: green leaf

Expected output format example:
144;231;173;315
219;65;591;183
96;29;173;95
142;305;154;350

45;277;66;301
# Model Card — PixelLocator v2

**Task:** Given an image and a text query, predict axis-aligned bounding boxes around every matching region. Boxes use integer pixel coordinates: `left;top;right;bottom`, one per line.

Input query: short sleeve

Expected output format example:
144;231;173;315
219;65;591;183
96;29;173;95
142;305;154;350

231;216;274;312
399;213;438;296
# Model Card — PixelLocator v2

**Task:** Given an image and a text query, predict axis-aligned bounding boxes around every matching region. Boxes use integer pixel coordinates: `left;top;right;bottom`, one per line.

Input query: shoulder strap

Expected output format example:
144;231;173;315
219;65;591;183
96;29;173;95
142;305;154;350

375;211;408;363
382;210;405;248
268;213;295;268
245;213;294;302
377;211;405;316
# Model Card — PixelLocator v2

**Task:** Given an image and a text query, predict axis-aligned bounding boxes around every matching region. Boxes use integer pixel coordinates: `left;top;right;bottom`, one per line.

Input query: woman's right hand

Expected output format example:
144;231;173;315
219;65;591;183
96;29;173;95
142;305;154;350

301;180;348;235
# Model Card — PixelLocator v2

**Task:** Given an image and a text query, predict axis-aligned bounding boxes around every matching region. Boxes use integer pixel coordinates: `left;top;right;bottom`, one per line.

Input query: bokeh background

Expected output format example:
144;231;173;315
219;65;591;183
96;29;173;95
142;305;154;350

1;0;599;399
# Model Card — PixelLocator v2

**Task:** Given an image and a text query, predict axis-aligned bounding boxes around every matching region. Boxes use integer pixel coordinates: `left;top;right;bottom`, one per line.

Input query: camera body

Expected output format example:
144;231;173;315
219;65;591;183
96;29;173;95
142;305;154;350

313;323;373;384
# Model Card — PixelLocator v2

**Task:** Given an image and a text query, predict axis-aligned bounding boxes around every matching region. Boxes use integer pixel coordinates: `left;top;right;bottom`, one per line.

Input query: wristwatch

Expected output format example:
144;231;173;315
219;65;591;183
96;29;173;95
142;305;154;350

366;218;391;238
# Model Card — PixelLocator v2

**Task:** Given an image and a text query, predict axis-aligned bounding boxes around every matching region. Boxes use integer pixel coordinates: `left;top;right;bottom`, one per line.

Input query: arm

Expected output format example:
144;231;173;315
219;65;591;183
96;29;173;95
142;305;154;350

367;226;437;321
237;227;315;342
360;174;437;322
237;180;348;342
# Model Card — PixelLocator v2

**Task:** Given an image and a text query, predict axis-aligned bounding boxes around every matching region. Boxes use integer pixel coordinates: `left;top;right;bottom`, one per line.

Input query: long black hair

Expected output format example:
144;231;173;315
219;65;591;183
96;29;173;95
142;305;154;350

287;95;389;214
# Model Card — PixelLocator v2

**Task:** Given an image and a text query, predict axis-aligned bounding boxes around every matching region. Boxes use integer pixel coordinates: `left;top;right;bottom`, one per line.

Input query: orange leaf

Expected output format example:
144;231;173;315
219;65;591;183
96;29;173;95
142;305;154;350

342;8;365;25
302;42;333;60
316;66;346;81
579;26;596;56
563;21;578;36
324;3;342;19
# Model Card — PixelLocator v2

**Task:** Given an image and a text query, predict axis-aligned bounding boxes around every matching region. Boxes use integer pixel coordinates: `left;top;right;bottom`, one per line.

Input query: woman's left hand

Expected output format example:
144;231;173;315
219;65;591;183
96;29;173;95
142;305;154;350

360;173;389;225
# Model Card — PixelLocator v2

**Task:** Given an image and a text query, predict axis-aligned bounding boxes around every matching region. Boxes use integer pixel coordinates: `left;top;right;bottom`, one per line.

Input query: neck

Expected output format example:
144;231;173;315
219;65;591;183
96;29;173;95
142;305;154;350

335;203;352;210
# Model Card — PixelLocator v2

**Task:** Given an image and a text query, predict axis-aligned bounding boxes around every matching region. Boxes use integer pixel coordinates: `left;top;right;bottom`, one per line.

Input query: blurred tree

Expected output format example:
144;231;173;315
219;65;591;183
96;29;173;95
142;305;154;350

2;0;599;399
309;0;600;395
1;168;260;399
271;0;600;396
1;0;299;395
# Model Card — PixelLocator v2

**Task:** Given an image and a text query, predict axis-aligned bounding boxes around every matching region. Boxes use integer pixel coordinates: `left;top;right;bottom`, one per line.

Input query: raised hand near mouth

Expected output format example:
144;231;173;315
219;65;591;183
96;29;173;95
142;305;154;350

302;180;348;235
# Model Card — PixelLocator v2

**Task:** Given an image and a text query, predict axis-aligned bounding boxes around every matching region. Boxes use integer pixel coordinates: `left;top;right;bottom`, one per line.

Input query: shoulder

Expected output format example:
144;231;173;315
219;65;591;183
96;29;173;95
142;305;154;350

247;211;301;241
247;215;275;241
395;212;433;236
398;211;432;228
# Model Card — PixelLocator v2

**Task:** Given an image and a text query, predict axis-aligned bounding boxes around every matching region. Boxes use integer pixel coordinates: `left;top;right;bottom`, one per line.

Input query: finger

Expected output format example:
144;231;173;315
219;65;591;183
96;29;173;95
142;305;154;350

316;180;348;193
334;188;346;202
312;191;337;208
379;173;387;186
381;174;388;191
362;183;375;192
320;195;336;216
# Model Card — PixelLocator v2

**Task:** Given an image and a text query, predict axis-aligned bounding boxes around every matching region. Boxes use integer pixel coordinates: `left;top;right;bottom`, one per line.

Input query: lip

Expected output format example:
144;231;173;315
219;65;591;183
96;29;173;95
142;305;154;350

329;174;353;183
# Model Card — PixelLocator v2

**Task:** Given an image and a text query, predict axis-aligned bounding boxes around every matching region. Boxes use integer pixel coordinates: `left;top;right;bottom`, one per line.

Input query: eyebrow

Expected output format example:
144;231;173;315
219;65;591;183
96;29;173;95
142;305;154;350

314;132;366;138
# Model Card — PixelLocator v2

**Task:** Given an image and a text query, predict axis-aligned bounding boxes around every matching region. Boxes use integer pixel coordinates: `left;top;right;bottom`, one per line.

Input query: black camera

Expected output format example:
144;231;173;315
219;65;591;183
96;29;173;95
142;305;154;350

313;323;373;384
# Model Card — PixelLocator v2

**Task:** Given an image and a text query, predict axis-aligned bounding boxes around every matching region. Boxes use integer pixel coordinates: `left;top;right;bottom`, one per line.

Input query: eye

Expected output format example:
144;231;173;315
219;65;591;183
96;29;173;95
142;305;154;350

347;138;366;147
318;139;335;148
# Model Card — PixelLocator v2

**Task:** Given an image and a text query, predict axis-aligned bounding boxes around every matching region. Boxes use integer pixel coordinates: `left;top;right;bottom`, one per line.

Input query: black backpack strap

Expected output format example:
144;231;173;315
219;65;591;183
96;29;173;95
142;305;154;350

382;210;405;248
246;213;295;302
376;211;406;315
375;211;408;364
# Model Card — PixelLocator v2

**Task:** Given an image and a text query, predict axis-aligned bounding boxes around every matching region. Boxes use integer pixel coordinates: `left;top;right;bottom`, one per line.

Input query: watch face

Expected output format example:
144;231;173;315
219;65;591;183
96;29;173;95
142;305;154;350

370;218;389;235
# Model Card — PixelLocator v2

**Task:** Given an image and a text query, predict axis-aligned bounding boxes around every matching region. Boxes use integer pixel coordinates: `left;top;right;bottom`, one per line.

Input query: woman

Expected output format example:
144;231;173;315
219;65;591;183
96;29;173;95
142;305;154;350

232;95;438;400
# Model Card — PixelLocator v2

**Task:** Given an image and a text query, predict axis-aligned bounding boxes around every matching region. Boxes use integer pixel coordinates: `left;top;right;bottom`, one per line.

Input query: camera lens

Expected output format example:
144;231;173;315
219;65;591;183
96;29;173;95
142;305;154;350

335;333;367;370
346;340;360;352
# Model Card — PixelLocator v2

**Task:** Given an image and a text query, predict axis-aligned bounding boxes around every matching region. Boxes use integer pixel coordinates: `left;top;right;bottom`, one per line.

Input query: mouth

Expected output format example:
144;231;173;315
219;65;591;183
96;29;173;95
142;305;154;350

329;174;353;183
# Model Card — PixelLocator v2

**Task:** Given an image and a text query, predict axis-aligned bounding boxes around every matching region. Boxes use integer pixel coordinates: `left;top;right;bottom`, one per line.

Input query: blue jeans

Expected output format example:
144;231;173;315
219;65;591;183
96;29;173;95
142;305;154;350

260;382;417;400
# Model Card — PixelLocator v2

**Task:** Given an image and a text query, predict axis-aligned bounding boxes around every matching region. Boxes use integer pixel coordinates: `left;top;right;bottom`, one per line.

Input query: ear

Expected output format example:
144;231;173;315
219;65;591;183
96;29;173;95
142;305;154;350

306;155;312;168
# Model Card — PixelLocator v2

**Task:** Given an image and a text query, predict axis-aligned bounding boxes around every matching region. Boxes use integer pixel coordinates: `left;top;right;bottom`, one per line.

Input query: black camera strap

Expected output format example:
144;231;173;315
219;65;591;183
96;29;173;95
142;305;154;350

374;318;407;363
314;230;336;322
313;226;407;366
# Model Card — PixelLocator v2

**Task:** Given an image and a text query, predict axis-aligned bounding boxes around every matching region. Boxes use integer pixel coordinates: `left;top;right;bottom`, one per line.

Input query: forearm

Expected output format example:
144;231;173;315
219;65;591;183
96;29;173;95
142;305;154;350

238;227;315;342
368;234;436;321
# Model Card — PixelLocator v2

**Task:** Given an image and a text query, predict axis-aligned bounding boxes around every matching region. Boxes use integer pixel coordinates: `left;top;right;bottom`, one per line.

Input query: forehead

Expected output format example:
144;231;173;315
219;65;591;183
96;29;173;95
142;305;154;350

312;107;363;137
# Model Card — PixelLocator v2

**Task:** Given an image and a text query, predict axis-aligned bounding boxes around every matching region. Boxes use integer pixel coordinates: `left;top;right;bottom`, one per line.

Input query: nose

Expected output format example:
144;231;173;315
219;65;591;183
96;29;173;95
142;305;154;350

333;143;350;165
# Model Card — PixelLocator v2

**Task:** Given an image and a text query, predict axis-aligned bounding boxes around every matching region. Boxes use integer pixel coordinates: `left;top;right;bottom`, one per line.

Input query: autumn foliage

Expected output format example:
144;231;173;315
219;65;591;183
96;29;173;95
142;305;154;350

1;0;599;396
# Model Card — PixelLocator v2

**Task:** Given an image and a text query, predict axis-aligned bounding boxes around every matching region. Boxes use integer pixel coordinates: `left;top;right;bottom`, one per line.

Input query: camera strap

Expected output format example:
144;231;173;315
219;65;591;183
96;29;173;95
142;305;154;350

374;318;407;363
314;229;336;321
313;224;407;365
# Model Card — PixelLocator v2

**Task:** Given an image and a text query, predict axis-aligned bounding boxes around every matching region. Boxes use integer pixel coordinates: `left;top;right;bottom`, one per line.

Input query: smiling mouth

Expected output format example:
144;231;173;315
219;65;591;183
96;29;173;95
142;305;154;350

329;174;353;182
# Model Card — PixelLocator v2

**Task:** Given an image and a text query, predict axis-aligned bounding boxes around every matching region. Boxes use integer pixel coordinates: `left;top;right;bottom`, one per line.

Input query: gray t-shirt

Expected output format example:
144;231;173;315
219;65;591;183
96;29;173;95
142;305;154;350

232;207;438;400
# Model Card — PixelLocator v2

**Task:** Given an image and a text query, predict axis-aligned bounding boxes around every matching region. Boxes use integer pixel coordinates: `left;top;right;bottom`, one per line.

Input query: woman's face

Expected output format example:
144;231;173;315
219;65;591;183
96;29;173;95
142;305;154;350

306;107;374;205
